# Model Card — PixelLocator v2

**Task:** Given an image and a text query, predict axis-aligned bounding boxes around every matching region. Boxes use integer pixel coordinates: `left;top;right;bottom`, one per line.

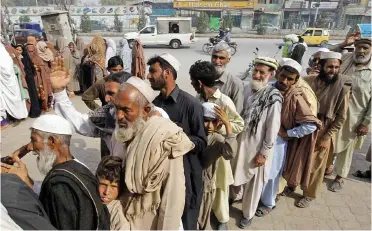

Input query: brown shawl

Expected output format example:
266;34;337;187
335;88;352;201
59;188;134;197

131;39;146;79
5;45;27;89
310;74;352;126
25;44;52;110
281;86;322;189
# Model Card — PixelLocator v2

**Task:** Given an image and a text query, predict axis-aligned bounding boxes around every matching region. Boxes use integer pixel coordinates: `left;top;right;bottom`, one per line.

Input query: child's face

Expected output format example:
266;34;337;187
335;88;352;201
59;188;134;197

204;118;220;134
98;177;119;204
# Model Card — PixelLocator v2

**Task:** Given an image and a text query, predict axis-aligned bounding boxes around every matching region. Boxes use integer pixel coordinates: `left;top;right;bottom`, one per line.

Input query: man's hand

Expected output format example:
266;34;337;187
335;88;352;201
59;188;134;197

342;32;361;47
0;156;33;188
253;153;266;167
50;56;72;93
356;124;369;136
317;137;331;150
214;105;229;125
278;127;289;140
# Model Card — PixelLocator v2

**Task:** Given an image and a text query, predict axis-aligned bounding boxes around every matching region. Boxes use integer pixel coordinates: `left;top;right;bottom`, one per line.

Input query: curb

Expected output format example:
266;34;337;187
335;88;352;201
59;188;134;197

77;32;345;40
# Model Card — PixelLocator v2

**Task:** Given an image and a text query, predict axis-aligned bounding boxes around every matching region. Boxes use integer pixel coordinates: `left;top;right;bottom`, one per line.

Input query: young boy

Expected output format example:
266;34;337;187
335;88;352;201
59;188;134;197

198;102;237;230
96;156;129;230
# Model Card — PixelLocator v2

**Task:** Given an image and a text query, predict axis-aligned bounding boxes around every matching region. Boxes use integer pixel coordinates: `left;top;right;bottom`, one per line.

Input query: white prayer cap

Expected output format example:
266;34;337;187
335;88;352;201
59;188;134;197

281;58;302;74
279;58;291;67
320;51;342;60
31;114;72;135
202;102;218;119
159;53;181;73
126;76;156;103
316;47;330;53
255;56;279;70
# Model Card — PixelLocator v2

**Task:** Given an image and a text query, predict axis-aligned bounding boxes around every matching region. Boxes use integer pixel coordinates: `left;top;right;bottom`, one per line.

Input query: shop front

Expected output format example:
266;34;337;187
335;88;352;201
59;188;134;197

172;1;255;30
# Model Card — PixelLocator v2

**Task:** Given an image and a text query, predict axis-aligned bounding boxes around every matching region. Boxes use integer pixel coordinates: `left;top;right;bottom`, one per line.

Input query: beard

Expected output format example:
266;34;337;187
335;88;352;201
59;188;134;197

353;52;372;64
214;65;226;76
114;116;146;143
318;69;338;84
250;79;268;91
149;73;166;91
36;146;57;176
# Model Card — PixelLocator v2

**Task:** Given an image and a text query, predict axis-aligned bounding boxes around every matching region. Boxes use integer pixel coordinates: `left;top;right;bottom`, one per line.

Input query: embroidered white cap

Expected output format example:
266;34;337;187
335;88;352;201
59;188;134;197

31;114;72;135
126;76;156;103
202;102;218;119
281;58;302;74
255;56;279;70
320;51;342;60
159;53;181;73
316;47;330;53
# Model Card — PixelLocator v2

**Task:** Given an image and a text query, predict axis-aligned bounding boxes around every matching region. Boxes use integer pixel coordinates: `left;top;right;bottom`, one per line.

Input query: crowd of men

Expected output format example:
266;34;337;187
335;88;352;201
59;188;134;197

0;30;371;230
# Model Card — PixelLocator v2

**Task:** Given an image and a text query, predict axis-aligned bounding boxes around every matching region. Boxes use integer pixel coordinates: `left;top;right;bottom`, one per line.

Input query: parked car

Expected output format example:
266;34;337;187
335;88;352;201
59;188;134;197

11;29;40;45
124;17;195;49
253;23;279;32
90;20;107;31
299;28;329;46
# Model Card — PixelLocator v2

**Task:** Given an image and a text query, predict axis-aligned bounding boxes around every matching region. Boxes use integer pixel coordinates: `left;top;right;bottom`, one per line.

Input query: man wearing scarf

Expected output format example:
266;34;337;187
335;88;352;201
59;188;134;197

327;33;371;191
114;77;194;229
295;52;351;208
231;57;283;228
275;59;322;200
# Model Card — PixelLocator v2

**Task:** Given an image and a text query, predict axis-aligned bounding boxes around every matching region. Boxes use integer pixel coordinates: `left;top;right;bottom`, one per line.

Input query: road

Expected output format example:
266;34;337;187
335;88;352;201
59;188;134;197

1;38;371;230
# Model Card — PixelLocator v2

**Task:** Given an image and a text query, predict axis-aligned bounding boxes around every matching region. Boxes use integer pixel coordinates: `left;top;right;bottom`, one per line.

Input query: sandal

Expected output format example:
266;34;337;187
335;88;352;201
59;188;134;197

352;170;371;179
279;186;295;197
255;205;276;217
325;165;334;176
328;179;344;192
295;197;313;208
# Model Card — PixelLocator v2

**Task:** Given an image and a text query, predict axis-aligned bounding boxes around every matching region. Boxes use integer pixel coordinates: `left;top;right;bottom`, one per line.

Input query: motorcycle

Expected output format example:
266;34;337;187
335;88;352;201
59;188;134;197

202;36;237;56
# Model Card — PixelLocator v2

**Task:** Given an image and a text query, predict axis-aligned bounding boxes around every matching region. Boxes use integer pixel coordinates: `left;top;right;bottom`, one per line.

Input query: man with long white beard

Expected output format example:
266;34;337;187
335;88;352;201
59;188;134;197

327;33;371;191
230;57;283;228
1;114;110;230
211;42;244;114
114;77;195;230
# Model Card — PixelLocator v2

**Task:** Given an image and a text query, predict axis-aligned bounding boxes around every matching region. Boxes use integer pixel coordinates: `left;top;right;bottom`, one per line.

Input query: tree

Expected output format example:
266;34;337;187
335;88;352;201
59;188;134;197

114;14;123;32
19;15;31;23
256;15;268;35
55;0;76;39
316;12;330;28
221;13;234;30
137;8;147;31
196;12;210;33
80;14;92;33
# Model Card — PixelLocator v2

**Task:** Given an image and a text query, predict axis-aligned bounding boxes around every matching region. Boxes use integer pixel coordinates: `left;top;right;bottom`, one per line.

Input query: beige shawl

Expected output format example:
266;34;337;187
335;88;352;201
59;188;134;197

36;41;54;62
123;116;194;220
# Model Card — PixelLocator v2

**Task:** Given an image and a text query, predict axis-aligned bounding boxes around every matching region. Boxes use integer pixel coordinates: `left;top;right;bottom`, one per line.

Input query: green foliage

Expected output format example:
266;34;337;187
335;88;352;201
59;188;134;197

221;13;234;30
80;14;92;33
316;12;329;28
196;12;210;33
256;15;268;35
19;15;31;23
114;14;123;32
137;8;147;31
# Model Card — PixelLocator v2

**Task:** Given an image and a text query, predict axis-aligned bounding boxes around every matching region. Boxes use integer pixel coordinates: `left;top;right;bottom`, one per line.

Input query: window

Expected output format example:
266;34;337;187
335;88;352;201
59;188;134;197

14;31;23;37
140;27;155;34
349;0;361;4
270;0;279;4
314;30;322;36
258;0;266;4
303;30;313;36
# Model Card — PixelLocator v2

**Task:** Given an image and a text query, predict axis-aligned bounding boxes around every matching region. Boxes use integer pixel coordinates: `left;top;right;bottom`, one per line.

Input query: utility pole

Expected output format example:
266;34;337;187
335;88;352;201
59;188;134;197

313;3;320;27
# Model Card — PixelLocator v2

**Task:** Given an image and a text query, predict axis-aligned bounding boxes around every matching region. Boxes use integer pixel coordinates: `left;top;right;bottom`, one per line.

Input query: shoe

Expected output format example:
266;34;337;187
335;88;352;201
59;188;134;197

217;222;228;230
238;217;252;229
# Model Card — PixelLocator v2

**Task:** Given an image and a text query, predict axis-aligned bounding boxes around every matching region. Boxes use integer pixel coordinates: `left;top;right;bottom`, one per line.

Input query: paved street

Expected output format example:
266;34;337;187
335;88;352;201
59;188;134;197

1;38;371;230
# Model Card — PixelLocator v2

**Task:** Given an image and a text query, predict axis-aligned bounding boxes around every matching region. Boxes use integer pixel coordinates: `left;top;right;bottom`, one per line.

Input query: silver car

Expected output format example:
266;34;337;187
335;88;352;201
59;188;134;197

254;23;279;33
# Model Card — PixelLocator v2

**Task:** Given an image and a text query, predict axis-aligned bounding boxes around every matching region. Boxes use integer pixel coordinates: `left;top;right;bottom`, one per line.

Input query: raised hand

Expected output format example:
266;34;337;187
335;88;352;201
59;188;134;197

344;32;361;47
50;56;72;92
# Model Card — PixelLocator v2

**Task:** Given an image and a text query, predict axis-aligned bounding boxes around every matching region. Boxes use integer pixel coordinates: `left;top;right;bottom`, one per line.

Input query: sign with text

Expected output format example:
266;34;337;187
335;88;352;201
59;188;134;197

173;1;255;9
